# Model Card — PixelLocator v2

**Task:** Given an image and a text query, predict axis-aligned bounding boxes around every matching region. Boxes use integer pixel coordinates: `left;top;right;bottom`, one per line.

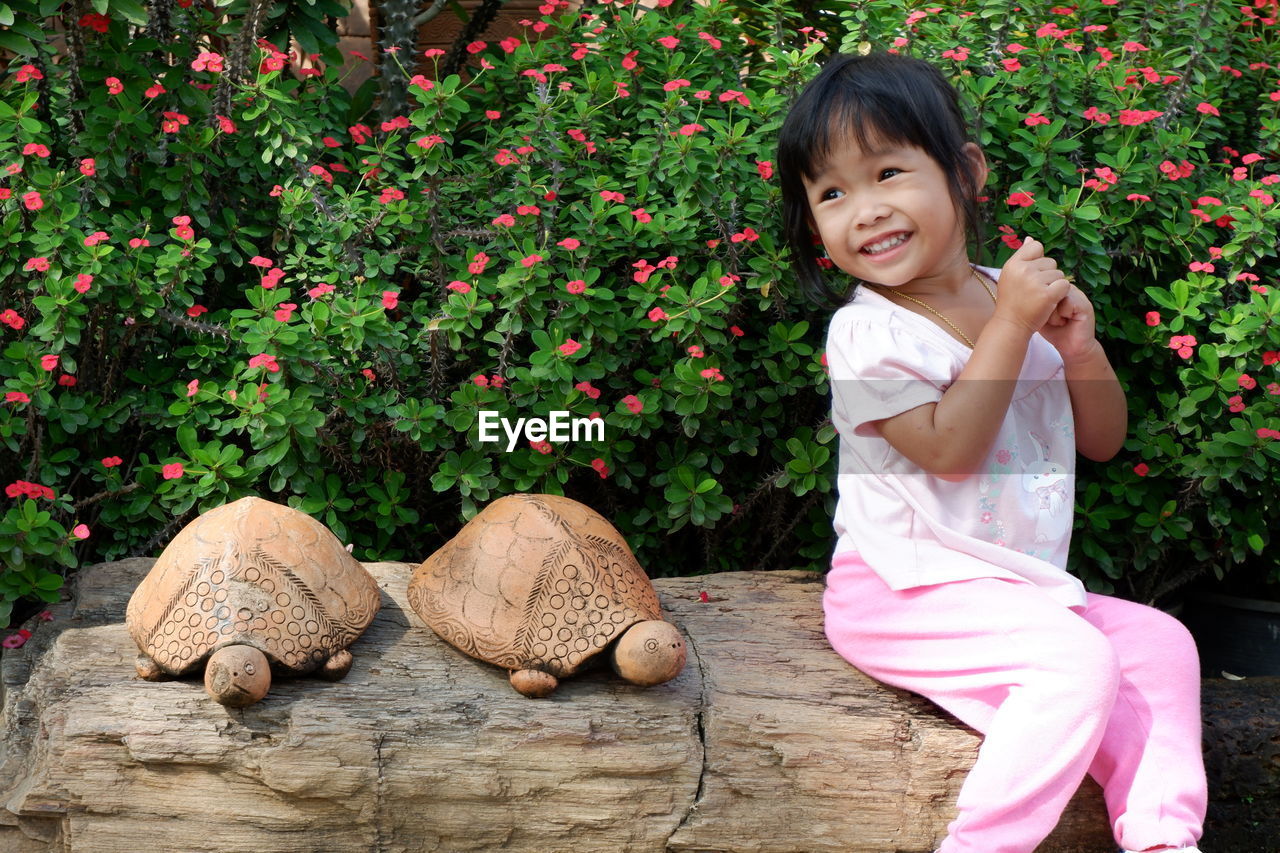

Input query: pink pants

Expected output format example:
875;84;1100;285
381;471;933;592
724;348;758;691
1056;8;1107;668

823;551;1207;853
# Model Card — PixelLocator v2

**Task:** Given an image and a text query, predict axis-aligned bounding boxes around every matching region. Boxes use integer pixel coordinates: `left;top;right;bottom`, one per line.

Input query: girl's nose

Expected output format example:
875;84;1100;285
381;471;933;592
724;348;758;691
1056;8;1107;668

852;197;891;229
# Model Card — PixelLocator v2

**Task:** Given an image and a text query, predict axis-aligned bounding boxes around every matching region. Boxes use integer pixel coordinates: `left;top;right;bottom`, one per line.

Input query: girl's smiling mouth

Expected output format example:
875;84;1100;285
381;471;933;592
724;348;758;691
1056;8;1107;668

859;230;913;258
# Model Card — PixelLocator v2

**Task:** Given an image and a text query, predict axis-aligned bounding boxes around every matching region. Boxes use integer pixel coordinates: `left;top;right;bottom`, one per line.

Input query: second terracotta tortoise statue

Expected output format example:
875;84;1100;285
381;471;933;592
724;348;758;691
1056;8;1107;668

408;493;687;697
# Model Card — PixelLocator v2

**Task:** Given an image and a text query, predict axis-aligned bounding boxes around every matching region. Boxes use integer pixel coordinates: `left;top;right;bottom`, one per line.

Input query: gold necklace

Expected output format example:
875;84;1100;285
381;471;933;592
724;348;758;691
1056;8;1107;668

869;268;996;348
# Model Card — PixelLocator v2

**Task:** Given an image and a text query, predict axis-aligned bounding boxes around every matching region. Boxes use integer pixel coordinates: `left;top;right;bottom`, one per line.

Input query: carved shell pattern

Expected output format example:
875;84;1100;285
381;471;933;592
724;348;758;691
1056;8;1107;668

127;497;380;676
409;495;661;677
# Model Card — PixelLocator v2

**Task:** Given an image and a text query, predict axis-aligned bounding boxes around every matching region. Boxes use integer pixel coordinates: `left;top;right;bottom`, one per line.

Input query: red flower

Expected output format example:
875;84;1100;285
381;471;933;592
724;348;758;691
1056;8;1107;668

1082;106;1111;124
446;281;471;293
1007;191;1035;207
591;458;609;479
72;523;91;539
102;456;123;468
191;51;224;72
1168;335;1197;360
79;12;110;32
1145;311;1161;327
5;391;31;404
565;280;586;295
162;462;184;480
1133;463;1149;477
648;307;669;322
622;395;643;414
558;339;582;356
575;381;601;399
382;291;399;309
557;238;581;251
248;354;280;372
1118;109;1162;126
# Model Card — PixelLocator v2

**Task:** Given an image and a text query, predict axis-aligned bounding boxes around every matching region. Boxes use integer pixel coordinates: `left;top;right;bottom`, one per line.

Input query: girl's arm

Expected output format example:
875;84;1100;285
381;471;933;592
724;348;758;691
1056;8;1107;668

875;238;1071;481
1038;284;1128;461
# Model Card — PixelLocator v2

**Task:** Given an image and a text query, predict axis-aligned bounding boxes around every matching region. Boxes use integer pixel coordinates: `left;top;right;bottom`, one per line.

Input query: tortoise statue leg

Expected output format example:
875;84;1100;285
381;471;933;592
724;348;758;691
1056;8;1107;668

135;653;169;681
610;620;687;687
509;669;558;698
319;649;353;681
204;645;272;707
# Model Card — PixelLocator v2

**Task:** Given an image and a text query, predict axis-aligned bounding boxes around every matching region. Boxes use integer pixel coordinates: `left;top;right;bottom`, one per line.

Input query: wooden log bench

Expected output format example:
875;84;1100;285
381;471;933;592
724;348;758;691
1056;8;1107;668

2;559;1274;852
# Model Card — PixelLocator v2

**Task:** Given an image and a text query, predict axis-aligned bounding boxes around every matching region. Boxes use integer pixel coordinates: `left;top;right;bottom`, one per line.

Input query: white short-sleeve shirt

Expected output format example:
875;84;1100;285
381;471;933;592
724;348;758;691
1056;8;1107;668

827;264;1086;609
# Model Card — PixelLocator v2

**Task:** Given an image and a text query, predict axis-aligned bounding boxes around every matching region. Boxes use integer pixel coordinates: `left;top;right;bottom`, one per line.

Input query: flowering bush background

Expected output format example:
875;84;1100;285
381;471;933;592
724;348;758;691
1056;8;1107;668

1;0;1278;630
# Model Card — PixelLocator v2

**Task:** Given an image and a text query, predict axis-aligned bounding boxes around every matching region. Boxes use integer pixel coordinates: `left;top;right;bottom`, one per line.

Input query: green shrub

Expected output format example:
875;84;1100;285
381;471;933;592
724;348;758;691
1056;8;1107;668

0;0;838;629
2;0;1278;630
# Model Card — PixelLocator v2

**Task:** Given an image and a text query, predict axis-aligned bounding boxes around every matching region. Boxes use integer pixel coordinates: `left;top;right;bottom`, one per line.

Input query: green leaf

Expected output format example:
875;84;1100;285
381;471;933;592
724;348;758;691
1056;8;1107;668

0;29;34;56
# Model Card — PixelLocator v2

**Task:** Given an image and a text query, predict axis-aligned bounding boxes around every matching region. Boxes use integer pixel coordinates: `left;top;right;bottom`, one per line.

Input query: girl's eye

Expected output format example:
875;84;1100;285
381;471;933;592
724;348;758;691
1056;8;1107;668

820;188;843;202
879;168;901;180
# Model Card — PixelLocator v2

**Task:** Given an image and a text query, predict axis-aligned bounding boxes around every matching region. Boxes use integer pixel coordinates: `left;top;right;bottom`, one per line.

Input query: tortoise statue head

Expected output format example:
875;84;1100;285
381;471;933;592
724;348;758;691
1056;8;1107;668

204;645;272;707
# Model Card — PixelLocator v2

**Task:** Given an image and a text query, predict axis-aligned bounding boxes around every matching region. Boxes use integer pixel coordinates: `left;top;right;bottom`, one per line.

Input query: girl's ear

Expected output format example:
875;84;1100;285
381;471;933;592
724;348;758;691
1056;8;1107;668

962;142;988;190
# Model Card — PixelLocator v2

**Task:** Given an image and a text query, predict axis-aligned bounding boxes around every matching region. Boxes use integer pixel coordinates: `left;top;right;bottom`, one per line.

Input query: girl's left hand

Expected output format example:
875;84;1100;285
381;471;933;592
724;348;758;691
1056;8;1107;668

1037;282;1098;363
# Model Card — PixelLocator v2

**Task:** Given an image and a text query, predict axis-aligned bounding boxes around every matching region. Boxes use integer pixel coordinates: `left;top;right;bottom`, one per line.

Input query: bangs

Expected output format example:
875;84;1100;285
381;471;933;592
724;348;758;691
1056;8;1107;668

791;94;919;184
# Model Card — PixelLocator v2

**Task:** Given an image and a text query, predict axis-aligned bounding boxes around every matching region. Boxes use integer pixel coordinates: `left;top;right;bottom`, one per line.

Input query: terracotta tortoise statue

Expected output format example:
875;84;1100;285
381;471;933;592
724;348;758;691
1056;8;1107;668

126;496;381;707
408;493;686;697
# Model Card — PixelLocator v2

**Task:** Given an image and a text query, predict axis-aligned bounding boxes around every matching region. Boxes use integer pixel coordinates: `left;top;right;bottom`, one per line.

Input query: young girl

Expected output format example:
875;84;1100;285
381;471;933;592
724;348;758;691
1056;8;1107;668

776;52;1207;853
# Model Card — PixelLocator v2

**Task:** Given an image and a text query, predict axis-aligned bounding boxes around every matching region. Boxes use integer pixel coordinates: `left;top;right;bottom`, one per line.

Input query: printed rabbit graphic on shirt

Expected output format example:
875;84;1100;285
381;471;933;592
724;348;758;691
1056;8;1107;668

1021;430;1071;545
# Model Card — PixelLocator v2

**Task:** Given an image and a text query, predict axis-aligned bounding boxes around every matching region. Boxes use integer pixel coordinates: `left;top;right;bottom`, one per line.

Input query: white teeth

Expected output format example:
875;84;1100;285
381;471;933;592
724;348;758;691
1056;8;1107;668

863;233;909;254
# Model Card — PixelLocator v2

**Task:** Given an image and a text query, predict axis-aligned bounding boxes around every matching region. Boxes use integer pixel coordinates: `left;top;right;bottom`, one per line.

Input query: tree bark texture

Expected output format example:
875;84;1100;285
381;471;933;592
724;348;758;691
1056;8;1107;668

2;559;1272;852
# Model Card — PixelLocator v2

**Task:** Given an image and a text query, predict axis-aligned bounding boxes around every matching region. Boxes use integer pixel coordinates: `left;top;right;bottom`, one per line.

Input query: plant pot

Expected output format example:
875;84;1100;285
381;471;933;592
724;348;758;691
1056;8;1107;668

1181;592;1280;678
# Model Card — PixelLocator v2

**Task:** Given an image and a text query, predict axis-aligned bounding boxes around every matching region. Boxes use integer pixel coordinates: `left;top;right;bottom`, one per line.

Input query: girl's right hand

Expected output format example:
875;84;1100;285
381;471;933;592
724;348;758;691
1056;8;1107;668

992;237;1072;335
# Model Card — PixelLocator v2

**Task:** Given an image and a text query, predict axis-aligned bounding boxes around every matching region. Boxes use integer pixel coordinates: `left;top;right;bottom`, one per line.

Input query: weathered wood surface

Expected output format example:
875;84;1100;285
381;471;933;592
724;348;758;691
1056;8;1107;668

2;559;1121;852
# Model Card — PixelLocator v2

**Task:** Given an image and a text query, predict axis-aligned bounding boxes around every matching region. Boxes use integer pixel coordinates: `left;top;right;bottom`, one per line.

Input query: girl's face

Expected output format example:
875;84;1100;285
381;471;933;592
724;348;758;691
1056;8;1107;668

802;134;986;291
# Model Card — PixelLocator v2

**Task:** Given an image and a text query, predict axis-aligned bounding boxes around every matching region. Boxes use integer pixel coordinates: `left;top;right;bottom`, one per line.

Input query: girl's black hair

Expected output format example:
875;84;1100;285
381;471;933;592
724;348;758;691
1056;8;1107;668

777;51;988;310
